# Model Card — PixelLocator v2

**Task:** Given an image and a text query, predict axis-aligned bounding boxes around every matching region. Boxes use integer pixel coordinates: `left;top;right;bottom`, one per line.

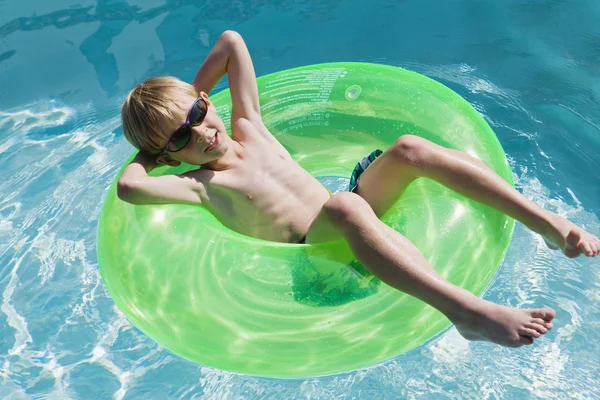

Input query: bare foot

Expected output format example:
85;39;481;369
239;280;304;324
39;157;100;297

542;214;600;258
453;300;555;347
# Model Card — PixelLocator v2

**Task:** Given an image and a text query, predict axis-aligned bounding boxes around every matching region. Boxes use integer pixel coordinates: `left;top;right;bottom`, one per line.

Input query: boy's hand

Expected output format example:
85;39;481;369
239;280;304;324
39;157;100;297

134;151;181;171
192;31;260;123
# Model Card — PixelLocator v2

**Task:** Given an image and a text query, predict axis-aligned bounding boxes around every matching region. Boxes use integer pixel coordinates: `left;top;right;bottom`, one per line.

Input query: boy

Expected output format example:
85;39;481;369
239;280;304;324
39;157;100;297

118;31;599;348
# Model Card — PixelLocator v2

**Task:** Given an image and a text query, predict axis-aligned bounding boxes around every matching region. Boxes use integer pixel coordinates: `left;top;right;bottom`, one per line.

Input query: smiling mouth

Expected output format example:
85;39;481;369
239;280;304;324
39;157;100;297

204;132;218;152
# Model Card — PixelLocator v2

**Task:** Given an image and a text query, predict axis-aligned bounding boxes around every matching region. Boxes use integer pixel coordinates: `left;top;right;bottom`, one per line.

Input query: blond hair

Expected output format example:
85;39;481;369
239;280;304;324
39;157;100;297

121;77;198;154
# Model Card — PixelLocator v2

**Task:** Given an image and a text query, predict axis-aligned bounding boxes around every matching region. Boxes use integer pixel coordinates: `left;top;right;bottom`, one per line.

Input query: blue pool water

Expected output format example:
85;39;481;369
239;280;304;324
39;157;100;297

1;0;599;398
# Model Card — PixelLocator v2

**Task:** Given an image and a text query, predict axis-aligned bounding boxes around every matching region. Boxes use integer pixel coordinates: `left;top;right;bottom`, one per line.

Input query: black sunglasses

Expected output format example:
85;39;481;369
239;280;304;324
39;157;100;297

161;97;208;153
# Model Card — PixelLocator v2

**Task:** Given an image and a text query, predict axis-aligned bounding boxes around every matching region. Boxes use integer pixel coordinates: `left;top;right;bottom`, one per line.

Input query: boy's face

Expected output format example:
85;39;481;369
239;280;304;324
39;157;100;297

158;92;229;167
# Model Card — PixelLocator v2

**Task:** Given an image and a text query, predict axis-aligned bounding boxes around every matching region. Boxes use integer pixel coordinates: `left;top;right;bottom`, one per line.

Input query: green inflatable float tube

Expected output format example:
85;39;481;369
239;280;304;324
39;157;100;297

97;62;514;378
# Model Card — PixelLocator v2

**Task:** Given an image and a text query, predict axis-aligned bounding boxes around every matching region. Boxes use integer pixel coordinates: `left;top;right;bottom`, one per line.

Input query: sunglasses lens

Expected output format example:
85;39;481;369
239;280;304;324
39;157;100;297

189;98;207;125
164;98;206;153
167;128;191;152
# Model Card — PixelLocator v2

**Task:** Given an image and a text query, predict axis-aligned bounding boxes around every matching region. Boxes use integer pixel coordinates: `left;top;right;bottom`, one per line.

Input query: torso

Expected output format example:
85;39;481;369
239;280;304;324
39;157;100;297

190;118;331;243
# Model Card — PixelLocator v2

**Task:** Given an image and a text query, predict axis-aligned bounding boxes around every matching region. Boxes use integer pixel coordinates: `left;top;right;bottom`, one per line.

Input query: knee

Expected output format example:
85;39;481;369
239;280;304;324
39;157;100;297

390;134;432;166
322;192;370;226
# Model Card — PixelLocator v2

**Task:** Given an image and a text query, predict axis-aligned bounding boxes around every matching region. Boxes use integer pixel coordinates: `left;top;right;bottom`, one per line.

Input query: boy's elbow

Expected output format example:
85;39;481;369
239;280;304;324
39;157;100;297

117;179;139;204
221;30;243;45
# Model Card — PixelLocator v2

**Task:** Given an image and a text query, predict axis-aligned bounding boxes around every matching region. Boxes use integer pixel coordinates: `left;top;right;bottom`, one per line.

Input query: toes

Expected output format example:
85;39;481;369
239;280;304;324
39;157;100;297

526;323;548;334
582;241;593;257
520;327;541;338
531;317;554;330
591;241;599;257
530;317;553;330
530;308;556;322
563;229;600;257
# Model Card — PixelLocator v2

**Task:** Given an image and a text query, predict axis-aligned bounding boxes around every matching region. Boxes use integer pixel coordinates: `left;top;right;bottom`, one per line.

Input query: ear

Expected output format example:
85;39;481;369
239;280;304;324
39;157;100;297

156;153;181;167
199;91;211;107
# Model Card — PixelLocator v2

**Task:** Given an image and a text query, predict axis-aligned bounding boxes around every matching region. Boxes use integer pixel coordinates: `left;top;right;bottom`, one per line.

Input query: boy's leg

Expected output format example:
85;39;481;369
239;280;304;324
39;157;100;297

354;135;599;258
305;192;555;347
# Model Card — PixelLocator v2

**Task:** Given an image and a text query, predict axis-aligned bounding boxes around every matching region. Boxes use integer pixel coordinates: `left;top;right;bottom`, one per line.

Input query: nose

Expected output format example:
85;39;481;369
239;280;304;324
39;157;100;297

194;126;210;143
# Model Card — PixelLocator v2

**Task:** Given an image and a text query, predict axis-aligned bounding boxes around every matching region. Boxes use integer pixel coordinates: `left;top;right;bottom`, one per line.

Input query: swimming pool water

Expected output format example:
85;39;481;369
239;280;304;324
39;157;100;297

1;0;599;398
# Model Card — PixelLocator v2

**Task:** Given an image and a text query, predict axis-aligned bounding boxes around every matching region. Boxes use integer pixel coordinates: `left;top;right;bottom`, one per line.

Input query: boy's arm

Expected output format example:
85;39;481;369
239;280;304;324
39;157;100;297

192;30;261;123
117;152;205;206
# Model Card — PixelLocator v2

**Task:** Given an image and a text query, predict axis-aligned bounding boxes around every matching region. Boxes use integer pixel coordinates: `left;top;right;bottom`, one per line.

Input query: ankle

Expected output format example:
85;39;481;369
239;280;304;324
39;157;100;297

524;209;556;236
437;287;482;325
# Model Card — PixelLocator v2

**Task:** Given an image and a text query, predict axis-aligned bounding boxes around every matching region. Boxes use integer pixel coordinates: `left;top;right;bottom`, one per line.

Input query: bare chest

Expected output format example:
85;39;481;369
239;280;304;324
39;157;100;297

202;151;329;242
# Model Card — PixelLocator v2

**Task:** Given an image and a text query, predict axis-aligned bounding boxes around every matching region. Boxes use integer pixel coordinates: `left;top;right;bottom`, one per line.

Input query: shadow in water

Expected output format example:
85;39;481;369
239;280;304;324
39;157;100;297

79;1;131;97
291;258;382;307
0;0;346;97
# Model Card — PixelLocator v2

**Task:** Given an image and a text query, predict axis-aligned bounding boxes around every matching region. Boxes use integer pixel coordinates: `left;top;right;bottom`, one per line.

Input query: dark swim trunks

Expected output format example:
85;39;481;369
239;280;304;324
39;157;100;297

349;149;383;193
298;149;383;244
